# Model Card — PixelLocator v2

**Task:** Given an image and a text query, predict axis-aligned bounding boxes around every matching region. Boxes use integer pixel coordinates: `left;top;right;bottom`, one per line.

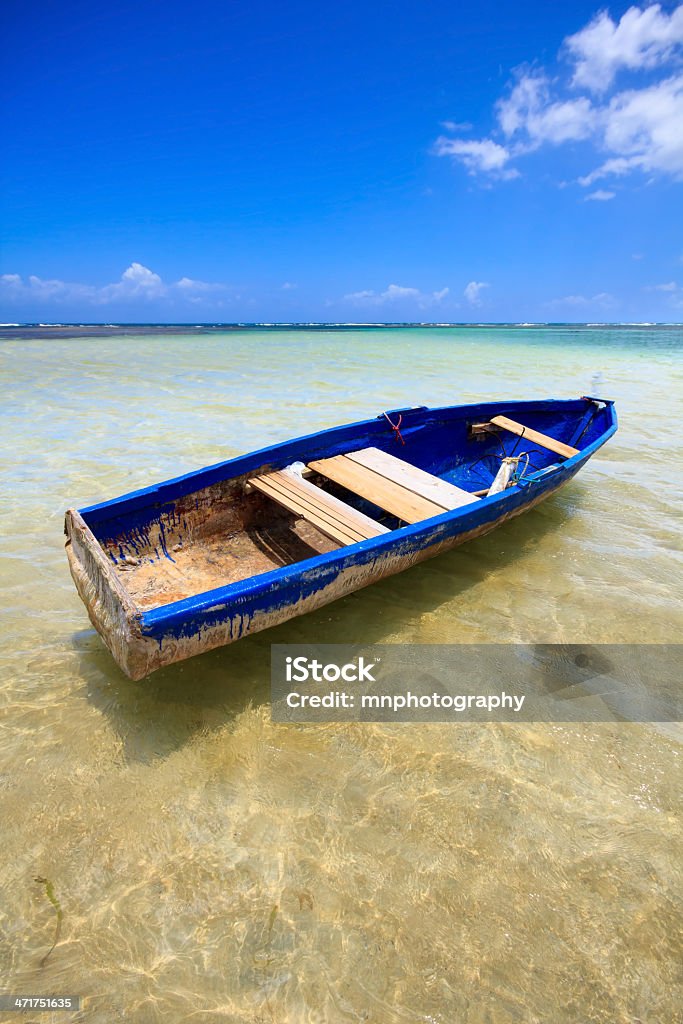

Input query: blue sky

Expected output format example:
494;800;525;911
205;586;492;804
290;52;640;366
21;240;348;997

2;0;682;322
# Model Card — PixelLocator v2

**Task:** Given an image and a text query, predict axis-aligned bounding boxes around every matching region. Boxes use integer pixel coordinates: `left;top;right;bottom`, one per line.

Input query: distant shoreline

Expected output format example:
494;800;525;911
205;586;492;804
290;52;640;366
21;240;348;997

1;321;681;340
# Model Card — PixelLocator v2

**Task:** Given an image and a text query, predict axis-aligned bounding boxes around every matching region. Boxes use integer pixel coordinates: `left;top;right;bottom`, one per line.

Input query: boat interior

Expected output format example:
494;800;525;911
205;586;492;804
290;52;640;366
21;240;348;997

87;402;607;610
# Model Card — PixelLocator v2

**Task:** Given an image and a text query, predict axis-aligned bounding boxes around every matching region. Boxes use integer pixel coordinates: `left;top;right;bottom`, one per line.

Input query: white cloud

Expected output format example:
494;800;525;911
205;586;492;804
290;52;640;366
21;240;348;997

464;281;489;305
565;3;683;93
0;264;234;307
497;73;596;144
497;73;546;137
122;261;164;293
581;72;683;183
500;69;683;183
441;120;473;132
281;281;297;290
434;137;518;178
344;283;449;308
17;275;97;302
98;262;166;302
381;284;422;300
175;276;226;294
435;4;683;185
648;280;678;290
584;189;616;200
644;280;683;306
548;291;616;308
173;276;231;304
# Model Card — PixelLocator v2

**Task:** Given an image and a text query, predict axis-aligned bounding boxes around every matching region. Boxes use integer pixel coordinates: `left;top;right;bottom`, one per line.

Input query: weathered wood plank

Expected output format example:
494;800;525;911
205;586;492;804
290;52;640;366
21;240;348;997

258;475;366;543
489;415;580;459
276;471;390;538
248;470;388;546
344;447;479;510
252;478;359;546
309;454;447;523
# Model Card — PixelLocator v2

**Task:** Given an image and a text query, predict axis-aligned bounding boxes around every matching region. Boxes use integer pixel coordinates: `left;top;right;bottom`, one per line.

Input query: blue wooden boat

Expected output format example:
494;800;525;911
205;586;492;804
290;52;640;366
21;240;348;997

65;396;617;678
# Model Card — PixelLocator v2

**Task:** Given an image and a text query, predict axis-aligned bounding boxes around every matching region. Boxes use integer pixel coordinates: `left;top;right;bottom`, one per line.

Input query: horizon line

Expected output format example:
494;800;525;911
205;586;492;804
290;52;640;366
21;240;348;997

1;321;680;329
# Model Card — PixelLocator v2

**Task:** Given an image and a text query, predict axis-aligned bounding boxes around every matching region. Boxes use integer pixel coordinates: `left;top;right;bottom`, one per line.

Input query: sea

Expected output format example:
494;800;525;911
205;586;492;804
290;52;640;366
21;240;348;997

0;323;681;1023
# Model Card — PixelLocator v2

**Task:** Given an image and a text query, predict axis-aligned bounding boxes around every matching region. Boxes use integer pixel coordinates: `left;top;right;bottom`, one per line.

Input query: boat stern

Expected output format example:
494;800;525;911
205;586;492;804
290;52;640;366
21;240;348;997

64;508;157;680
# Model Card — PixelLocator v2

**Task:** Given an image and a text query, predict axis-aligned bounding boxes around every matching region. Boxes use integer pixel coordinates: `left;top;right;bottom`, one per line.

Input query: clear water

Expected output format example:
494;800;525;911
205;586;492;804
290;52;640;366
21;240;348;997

0;325;681;1023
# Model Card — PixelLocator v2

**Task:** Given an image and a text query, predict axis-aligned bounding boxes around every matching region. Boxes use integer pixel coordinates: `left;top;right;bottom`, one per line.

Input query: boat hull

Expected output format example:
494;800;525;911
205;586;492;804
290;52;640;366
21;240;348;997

64;398;617;679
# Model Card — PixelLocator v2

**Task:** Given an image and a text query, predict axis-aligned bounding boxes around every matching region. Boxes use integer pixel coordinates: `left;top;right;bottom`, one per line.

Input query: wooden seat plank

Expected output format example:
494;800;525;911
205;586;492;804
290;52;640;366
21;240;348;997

251;477;361;546
345;447;479;510
263;473;384;543
309;454;450;524
248;469;388;547
489;415;579;459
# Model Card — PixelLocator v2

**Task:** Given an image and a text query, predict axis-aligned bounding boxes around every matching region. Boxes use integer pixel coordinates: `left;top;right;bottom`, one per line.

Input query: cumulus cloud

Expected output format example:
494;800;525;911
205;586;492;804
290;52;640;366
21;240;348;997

584;189;616;200
435;3;683;186
464;281;489;305
98;262;166;301
565;3;683;92
579;72;683;183
0;263;233;307
344;283;449;308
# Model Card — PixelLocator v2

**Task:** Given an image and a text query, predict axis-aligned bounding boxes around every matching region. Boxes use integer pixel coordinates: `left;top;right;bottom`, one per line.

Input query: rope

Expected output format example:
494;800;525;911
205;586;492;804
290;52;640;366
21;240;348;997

508;423;526;457
383;411;405;445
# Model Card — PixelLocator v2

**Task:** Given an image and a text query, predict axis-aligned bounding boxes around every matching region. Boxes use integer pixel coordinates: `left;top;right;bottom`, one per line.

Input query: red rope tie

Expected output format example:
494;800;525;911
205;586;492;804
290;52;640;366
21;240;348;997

383;411;405;445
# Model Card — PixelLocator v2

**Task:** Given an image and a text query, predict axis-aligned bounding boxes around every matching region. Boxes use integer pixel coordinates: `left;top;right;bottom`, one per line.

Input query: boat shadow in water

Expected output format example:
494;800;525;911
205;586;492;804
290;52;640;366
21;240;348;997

79;486;583;763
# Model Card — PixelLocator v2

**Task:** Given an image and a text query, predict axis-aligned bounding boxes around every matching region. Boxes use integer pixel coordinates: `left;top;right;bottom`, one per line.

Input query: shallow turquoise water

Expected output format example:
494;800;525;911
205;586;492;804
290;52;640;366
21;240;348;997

0;325;681;1022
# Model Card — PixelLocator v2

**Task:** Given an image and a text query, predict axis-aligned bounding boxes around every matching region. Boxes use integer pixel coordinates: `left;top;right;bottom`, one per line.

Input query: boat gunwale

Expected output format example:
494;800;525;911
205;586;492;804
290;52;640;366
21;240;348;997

78;397;608;524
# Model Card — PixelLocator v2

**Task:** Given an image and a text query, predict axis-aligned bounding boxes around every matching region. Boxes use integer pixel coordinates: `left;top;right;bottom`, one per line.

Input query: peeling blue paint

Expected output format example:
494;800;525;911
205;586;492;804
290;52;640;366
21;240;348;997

158;521;176;563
